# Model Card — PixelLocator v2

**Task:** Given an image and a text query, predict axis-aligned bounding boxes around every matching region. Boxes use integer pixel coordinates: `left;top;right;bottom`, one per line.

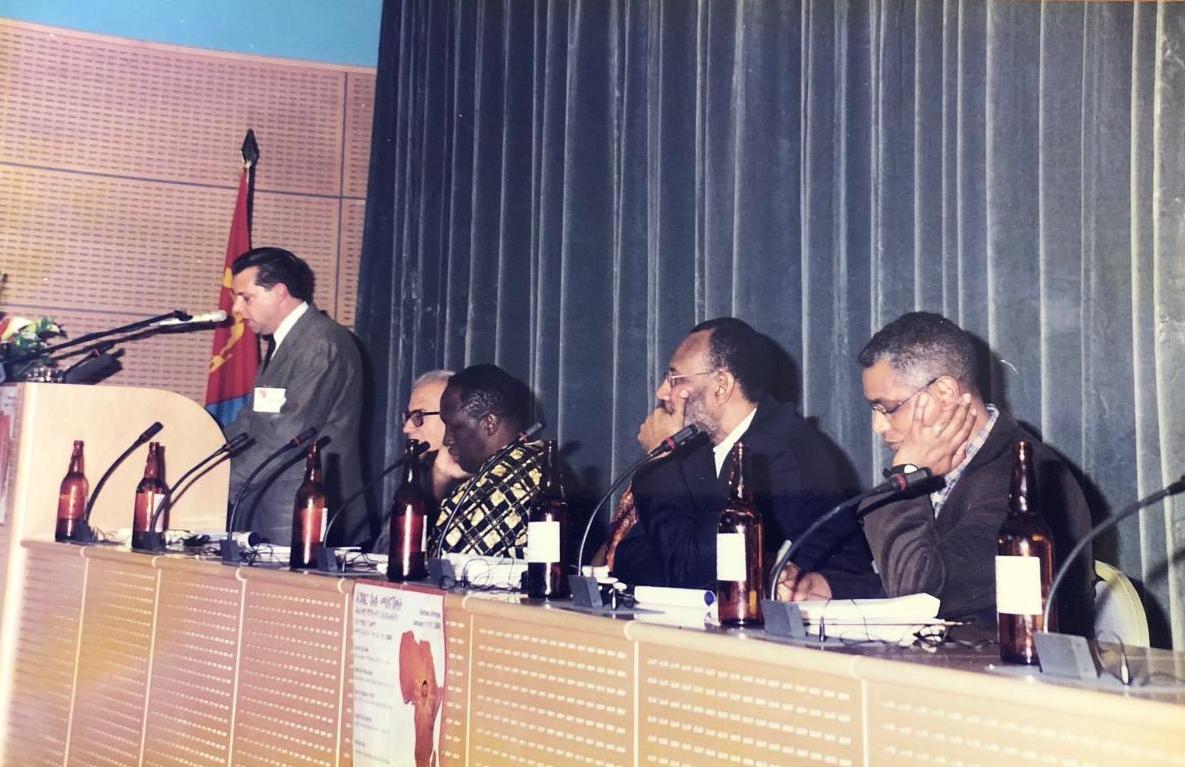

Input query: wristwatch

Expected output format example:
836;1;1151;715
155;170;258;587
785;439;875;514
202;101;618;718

882;463;920;479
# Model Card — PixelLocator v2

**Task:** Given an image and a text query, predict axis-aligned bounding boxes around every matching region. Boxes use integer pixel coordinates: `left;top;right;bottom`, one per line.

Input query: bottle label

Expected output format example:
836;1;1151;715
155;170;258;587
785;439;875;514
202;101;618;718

527;521;560;563
995;555;1043;615
717;532;747;581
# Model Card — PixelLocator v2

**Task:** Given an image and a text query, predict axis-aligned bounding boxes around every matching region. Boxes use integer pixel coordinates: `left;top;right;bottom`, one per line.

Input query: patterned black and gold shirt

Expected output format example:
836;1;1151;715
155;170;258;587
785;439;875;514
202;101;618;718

430;442;544;557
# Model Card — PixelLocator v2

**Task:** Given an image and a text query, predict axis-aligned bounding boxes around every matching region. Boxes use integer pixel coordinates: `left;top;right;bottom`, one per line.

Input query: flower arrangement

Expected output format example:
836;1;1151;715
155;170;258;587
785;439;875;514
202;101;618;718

0;314;64;381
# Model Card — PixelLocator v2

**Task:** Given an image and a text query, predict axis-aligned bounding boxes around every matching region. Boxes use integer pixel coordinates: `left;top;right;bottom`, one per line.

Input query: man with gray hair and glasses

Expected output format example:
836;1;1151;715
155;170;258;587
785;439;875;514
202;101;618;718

778;311;1094;633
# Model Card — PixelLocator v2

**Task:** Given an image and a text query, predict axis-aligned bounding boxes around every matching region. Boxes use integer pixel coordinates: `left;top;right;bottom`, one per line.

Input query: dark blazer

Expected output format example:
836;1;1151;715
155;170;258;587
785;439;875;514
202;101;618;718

612;397;872;588
226;306;364;544
825;410;1094;634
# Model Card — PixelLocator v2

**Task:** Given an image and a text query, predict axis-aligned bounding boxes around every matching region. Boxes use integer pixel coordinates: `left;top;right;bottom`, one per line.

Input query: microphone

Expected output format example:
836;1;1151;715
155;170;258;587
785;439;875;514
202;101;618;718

647;425;700;459
429;421;544;559
221;426;319;563
766;467;934;598
313;440;430;572
72;421;164;544
153;310;228;327
144;433;252;549
1043;475;1185;631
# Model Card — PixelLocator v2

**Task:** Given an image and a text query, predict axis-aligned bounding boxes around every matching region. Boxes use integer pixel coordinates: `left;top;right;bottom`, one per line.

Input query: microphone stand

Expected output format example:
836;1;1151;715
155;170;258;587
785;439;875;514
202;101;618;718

139;434;252;552
568;425;702;608
5;311;189;367
760;468;933;638
221;428;318;564
1044;475;1185;631
312;440;428;573
69;422;164;545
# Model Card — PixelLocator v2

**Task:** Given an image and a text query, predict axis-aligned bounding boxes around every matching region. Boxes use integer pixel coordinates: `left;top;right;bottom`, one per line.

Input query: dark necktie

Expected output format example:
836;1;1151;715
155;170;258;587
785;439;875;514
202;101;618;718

262;336;276;373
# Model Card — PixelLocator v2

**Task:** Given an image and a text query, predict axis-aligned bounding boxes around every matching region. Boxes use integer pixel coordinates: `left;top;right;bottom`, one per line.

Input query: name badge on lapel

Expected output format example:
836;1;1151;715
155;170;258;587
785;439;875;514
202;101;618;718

254;387;287;413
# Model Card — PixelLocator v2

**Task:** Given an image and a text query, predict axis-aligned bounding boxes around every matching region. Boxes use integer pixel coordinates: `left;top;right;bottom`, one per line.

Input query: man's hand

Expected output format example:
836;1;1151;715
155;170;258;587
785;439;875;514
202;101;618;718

775;561;833;602
891;391;976;477
637;390;689;452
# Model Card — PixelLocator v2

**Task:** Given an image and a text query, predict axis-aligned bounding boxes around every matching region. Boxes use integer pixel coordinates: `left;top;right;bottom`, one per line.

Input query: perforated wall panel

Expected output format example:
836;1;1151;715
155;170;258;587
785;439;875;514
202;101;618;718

0;23;350;195
343;73;377;200
0;20;371;403
67;554;158;767
637;643;863;767
232;577;349;767
143;564;243;767
4;545;86;767
467;614;634;767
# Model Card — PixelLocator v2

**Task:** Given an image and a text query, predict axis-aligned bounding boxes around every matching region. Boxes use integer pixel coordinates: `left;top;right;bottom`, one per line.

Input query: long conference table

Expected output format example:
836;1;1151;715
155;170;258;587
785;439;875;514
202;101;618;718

4;539;1184;767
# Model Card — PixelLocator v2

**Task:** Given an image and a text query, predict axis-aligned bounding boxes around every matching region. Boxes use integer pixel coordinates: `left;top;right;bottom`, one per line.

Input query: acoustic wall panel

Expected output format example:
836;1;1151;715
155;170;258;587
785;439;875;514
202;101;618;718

0;20;372;405
337;199;367;327
0;22;349;196
343;73;377;200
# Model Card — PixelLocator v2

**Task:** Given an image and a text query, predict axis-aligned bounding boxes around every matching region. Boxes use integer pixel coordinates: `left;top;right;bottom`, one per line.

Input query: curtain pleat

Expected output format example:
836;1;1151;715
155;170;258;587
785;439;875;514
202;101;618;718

357;0;1185;648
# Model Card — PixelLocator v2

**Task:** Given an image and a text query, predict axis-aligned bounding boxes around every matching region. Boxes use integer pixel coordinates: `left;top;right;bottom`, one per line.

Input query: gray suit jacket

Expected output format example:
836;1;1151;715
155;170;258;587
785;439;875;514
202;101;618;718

226;307;364;544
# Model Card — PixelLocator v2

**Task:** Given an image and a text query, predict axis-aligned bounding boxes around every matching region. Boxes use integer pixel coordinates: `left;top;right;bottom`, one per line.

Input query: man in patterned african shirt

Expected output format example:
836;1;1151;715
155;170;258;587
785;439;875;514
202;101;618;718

429;363;543;557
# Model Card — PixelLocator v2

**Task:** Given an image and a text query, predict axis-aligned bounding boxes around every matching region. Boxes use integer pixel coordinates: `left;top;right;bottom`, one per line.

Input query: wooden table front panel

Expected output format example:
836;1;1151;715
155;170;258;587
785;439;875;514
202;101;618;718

232;573;350;767
67;553;157;767
142;561;243;767
635;636;863;767
5;545;86;766
466;603;634;767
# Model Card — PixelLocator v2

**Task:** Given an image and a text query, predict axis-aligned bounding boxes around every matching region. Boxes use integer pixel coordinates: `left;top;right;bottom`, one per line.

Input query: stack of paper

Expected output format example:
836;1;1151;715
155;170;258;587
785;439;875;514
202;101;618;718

793;593;942;645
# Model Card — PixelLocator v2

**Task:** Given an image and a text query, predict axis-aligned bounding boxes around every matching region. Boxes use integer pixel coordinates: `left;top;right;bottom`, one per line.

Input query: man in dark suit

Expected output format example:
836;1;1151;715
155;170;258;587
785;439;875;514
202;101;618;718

224;247;364;545
777;312;1094;632
612;317;871;588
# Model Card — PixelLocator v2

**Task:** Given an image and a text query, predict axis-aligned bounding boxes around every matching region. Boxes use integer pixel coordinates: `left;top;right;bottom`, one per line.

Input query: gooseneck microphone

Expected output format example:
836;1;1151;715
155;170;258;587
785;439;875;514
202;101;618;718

72;421;164;544
573;425;702;575
430;422;544;558
145;433;252;547
221;427;318;563
1042;474;1185;631
766;467;934;598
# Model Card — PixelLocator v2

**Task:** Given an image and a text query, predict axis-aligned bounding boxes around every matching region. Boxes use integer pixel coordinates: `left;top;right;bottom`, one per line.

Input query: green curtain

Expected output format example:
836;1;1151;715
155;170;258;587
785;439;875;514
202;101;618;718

357;0;1185;648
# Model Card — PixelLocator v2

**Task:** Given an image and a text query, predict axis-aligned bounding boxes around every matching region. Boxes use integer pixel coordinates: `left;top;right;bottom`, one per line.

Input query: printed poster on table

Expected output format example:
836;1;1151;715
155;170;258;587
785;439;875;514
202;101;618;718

352;583;446;767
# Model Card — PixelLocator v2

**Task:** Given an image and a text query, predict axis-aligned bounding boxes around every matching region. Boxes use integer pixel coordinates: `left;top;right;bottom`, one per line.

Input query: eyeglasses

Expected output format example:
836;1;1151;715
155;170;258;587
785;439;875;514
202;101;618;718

869;377;939;416
402;409;440;427
664;369;718;388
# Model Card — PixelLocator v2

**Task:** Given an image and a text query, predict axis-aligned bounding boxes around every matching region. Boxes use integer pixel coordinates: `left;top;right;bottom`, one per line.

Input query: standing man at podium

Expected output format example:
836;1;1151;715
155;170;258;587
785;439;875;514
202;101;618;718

224;247;364;545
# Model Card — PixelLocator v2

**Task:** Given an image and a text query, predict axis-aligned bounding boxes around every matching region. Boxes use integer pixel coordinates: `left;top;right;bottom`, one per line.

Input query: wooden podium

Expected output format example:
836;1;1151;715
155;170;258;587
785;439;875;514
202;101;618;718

0;382;229;747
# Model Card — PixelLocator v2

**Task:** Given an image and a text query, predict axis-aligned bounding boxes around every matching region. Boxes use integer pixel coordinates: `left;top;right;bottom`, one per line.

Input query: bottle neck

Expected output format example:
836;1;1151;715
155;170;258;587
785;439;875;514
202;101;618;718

726;442;751;504
1008;441;1038;515
539;441;565;500
142;444;160;481
68;443;84;474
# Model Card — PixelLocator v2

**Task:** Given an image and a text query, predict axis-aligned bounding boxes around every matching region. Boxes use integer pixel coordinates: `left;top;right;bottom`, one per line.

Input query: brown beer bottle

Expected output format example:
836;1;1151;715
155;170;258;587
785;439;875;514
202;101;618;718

55;440;89;542
996;440;1056;665
526;440;569;600
290;442;327;569
388;439;429;582
131;442;167;550
716;441;764;626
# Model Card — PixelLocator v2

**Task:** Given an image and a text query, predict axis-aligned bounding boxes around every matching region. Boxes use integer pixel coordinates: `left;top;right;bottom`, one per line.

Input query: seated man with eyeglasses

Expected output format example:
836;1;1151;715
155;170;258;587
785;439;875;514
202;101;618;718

777;312;1094;631
372;370;471;552
401;370;470;501
612;317;872;589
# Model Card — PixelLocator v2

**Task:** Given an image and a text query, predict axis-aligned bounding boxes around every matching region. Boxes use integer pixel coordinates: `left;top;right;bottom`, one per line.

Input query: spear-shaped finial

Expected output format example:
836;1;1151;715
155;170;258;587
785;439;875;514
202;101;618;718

241;129;260;167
